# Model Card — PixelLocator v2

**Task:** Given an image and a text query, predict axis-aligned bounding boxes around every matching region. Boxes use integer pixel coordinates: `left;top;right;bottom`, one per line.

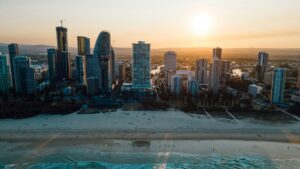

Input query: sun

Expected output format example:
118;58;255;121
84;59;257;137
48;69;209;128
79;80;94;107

189;15;213;36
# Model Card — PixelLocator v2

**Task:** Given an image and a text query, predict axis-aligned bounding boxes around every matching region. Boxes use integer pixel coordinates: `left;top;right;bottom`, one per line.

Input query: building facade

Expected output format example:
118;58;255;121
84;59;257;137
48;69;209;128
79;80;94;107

187;79;198;96
209;58;221;95
92;31;113;93
0;54;12;92
221;60;231;80
271;68;286;104
13;56;36;94
75;55;86;85
56;26;68;51
77;36;90;55
171;75;182;96
8;43;19;87
195;59;208;84
132;41;151;90
264;71;273;86
256;52;269;81
164;51;177;72
56;51;70;80
47;48;57;84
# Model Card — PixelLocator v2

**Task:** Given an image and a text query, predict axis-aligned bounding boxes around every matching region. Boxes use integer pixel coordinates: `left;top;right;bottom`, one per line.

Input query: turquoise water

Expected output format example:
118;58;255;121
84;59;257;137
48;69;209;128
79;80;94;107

1;155;293;169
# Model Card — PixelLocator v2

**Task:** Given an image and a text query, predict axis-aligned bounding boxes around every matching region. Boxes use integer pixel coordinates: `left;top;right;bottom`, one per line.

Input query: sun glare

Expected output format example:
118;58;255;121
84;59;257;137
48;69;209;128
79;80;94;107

189;15;213;36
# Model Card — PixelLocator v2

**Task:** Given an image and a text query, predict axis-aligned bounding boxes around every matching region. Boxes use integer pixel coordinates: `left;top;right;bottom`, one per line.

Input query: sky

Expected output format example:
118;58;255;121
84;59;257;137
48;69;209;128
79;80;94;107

1;0;300;48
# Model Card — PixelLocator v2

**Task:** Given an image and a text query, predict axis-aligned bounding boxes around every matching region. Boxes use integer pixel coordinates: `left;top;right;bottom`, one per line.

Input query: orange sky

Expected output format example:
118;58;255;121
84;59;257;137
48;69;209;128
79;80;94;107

1;0;300;48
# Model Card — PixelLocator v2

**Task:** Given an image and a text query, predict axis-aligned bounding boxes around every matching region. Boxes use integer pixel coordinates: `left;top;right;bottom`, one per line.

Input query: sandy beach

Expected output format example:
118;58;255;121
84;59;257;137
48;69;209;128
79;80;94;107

0;109;300;167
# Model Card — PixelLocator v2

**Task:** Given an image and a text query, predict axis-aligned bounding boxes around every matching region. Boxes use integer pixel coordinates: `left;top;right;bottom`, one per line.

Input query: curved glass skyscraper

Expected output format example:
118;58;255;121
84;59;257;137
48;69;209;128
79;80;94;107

92;31;113;93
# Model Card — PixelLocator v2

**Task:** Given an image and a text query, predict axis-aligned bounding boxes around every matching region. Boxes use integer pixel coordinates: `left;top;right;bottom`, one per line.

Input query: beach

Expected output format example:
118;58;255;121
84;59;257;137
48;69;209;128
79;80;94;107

0;109;300;168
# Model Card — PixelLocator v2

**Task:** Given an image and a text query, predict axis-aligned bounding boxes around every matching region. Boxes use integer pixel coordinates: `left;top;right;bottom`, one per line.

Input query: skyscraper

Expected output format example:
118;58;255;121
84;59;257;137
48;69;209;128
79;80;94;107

171;75;182;96
13;56;36;94
164;51;177;72
132;41;151;90
56;51;70;80
271;68;286;104
195;59;208;84
256;52;269;81
8;43;19;87
55;25;70;81
209;58;221;95
0;54;12;92
92;31;113;93
221;60;231;80
56;26;68;51
209;48;222;95
47;48;57;84
213;47;222;60
111;48;116;83
75;55;86;85
77;36;90;55
85;54;93;78
187;79;198;96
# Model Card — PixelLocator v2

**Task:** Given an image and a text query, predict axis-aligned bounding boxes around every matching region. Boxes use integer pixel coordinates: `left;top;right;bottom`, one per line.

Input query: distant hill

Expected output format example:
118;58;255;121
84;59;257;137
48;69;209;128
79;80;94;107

1;43;300;60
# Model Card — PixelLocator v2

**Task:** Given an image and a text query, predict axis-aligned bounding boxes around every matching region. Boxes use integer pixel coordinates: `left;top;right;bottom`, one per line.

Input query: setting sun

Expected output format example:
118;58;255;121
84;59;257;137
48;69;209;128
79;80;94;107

189;15;213;36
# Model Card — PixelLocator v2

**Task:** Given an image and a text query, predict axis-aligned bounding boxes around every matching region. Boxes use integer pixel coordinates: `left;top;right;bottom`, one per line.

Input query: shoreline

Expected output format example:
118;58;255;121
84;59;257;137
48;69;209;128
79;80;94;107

1;128;300;143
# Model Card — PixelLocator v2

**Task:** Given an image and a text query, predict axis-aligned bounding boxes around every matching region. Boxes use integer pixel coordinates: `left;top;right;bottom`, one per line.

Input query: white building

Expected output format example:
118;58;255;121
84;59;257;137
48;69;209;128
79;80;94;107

264;71;273;86
256;52;269;81
195;59;208;84
164;51;176;72
248;84;263;97
209;58;221;95
132;41;151;91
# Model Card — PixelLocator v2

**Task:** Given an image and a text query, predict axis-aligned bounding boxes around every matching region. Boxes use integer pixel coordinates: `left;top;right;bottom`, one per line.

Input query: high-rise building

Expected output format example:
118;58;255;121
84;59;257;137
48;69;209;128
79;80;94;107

221;60;231;80
111;48;116;83
75;55;86;85
55;25;70;81
166;70;176;88
297;68;300;89
209;58;221;95
264;71;273;86
56;51;70;80
85;54;93;78
13;56;36;94
256;52;269;81
271;68;286;104
213;47;222;60
171;75;182;96
56;26;68;51
8;43;19;87
187;79;198;96
195;59;208;84
47;48;57;84
132;41;151;90
0;54;12;92
164;51;177;72
77;36;90;55
92;31;113;93
86;76;99;95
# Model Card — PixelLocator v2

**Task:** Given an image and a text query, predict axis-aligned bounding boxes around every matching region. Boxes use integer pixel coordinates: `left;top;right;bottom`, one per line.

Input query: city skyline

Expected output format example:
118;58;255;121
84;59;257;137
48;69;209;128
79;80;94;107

1;0;300;48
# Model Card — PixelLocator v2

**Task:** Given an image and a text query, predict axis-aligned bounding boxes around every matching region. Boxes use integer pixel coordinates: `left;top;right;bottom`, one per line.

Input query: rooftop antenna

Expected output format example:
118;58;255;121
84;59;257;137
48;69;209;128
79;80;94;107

59;19;65;27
